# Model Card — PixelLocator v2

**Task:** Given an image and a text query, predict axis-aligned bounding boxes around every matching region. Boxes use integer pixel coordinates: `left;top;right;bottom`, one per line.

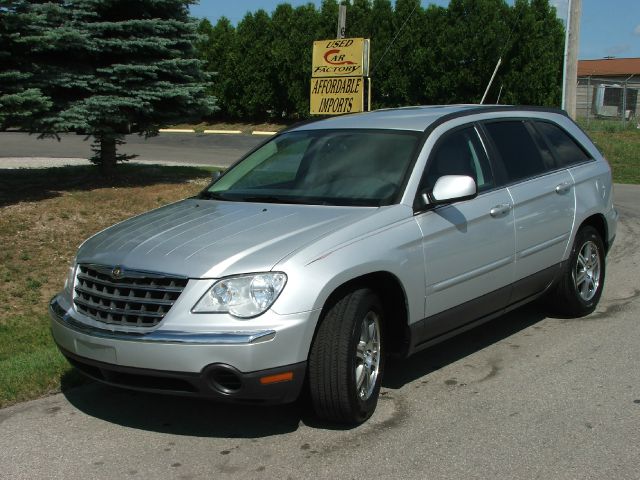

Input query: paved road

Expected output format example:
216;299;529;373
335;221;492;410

0;132;265;168
1;186;639;480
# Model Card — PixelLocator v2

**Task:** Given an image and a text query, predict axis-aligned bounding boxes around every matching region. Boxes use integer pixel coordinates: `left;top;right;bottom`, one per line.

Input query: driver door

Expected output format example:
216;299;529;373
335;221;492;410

413;125;516;344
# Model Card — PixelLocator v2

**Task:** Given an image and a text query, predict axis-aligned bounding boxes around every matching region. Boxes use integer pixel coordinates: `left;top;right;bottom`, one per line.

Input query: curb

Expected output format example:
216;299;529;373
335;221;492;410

252;131;278;136
0;157;225;169
203;129;243;134
158;129;279;136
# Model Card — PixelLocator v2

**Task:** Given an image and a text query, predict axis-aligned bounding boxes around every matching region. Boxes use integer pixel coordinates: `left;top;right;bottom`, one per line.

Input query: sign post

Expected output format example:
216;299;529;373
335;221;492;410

337;5;346;39
310;38;371;115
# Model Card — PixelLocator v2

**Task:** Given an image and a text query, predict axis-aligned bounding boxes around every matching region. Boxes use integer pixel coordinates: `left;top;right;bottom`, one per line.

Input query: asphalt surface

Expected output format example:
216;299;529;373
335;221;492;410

0;132;265;168
0;132;639;479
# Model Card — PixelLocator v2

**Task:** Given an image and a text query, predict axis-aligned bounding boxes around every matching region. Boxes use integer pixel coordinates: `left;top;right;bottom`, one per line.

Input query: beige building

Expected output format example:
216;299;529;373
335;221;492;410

577;58;640;120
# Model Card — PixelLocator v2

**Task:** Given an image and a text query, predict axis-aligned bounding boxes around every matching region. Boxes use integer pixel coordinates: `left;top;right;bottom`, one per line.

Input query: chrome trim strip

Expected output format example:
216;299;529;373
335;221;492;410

50;296;276;345
80;263;189;280
517;233;569;259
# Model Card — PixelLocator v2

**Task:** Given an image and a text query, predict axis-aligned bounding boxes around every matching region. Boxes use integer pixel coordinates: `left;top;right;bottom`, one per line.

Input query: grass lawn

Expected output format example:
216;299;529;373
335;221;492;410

0;164;213;408
586;128;640;184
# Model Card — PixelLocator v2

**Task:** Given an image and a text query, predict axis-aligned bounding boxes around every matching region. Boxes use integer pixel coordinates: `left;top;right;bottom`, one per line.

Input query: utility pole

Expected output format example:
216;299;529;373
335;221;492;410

562;0;582;119
337;4;346;39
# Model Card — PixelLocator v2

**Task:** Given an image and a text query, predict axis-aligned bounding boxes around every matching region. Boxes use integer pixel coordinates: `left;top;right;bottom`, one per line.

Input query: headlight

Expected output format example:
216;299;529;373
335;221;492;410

192;273;287;318
63;262;76;296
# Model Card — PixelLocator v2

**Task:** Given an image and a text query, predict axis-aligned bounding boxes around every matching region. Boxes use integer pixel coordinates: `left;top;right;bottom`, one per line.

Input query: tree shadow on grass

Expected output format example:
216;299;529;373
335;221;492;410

0;164;216;207
60;303;547;438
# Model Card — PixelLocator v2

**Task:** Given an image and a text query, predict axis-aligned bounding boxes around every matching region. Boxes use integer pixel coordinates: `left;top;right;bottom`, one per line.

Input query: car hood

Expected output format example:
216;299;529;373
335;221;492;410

76;198;377;278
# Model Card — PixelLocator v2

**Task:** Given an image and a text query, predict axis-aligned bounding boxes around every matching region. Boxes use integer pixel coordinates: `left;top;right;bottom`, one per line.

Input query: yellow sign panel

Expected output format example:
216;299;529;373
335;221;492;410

312;38;370;77
310;77;368;115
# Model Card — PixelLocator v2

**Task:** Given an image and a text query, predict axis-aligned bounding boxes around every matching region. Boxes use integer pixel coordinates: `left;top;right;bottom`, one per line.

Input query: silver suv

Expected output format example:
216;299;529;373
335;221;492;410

50;105;617;424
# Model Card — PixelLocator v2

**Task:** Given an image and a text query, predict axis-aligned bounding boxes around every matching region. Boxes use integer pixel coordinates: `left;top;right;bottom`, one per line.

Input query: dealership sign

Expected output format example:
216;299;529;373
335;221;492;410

312;38;370;77
310;38;371;115
310;77;371;115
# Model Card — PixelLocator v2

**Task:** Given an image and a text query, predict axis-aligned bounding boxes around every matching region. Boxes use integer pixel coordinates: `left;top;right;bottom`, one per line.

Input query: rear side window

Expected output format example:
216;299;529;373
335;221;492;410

483;121;547;183
534;121;591;167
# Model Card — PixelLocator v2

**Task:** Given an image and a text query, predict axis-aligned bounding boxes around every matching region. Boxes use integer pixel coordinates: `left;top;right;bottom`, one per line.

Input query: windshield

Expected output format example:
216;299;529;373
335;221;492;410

201;129;421;207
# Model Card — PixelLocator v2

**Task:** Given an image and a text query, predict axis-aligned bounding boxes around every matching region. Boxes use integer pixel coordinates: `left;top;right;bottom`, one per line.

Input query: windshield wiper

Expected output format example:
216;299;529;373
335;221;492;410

201;192;336;206
199;191;233;201
238;195;312;205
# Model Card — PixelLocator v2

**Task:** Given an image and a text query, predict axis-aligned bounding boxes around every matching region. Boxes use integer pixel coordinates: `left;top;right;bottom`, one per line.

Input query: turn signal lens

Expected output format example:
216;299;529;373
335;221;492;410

259;372;293;385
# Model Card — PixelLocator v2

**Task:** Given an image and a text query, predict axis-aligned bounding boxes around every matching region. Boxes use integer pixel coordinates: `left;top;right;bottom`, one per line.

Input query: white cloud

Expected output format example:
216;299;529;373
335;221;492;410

634;24;640;36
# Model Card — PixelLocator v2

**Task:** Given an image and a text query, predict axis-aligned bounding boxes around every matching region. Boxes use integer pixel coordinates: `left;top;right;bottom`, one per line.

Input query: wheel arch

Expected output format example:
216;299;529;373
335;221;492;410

312;271;411;358
579;213;609;252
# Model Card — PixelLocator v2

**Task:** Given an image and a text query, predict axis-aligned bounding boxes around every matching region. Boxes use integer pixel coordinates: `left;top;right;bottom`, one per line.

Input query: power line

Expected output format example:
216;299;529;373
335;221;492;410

370;2;419;75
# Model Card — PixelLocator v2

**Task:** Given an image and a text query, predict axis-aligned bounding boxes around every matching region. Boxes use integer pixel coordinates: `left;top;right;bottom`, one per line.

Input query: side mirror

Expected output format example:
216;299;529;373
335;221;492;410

423;175;477;206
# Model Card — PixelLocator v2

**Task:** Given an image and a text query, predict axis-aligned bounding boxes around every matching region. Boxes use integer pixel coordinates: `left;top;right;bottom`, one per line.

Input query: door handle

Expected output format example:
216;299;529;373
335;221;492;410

555;182;571;194
490;204;511;217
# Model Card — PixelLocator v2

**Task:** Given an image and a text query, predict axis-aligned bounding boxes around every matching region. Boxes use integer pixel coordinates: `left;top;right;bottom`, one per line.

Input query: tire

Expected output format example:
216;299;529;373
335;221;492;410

550;226;606;317
308;288;385;424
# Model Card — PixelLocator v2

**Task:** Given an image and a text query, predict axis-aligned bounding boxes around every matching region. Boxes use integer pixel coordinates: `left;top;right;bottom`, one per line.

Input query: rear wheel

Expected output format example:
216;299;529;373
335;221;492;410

550;226;605;317
308;288;384;424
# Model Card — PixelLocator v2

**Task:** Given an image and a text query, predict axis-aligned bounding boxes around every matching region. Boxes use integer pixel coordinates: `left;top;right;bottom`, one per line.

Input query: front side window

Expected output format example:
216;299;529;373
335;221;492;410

202;129;421;206
421;126;494;194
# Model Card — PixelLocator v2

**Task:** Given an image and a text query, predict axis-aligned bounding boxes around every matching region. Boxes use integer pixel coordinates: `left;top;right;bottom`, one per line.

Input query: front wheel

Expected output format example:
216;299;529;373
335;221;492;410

308;288;384;424
550;226;606;317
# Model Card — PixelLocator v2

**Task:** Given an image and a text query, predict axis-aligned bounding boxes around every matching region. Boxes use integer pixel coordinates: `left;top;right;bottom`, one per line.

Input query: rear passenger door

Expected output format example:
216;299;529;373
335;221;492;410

482;120;575;304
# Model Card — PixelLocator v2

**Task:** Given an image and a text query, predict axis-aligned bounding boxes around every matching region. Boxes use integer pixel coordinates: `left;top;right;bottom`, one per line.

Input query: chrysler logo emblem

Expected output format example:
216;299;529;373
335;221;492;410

111;266;124;279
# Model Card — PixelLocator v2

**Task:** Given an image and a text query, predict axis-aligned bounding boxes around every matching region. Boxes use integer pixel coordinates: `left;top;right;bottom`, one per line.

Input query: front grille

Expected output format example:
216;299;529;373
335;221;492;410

73;264;188;328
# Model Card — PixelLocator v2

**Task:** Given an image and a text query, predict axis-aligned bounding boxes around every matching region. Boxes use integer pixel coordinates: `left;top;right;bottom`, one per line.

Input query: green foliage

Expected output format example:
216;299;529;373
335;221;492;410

500;0;565;105
271;4;320;118
234;10;276;120
0;1;55;128
0;0;216;171
197;17;237;114
194;0;566;120
585;127;640;184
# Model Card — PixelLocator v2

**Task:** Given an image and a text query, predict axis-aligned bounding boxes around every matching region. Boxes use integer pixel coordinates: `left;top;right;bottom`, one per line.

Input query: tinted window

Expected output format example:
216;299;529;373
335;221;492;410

534;121;591;167
422;126;494;193
526;123;557;170
484;121;547;183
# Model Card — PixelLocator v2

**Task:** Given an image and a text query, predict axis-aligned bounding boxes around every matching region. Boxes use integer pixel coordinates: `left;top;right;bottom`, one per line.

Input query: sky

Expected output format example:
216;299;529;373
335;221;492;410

189;0;640;60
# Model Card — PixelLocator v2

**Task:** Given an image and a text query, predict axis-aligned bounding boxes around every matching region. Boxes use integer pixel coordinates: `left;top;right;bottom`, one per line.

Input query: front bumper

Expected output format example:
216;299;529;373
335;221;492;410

50;295;316;403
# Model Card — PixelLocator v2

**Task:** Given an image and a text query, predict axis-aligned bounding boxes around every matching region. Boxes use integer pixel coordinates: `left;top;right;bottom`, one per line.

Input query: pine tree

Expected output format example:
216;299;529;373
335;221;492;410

1;0;216;173
0;1;54;129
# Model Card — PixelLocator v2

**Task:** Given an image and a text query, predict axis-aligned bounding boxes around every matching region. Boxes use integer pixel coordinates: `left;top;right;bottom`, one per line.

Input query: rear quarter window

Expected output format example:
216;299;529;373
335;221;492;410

533;121;592;168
